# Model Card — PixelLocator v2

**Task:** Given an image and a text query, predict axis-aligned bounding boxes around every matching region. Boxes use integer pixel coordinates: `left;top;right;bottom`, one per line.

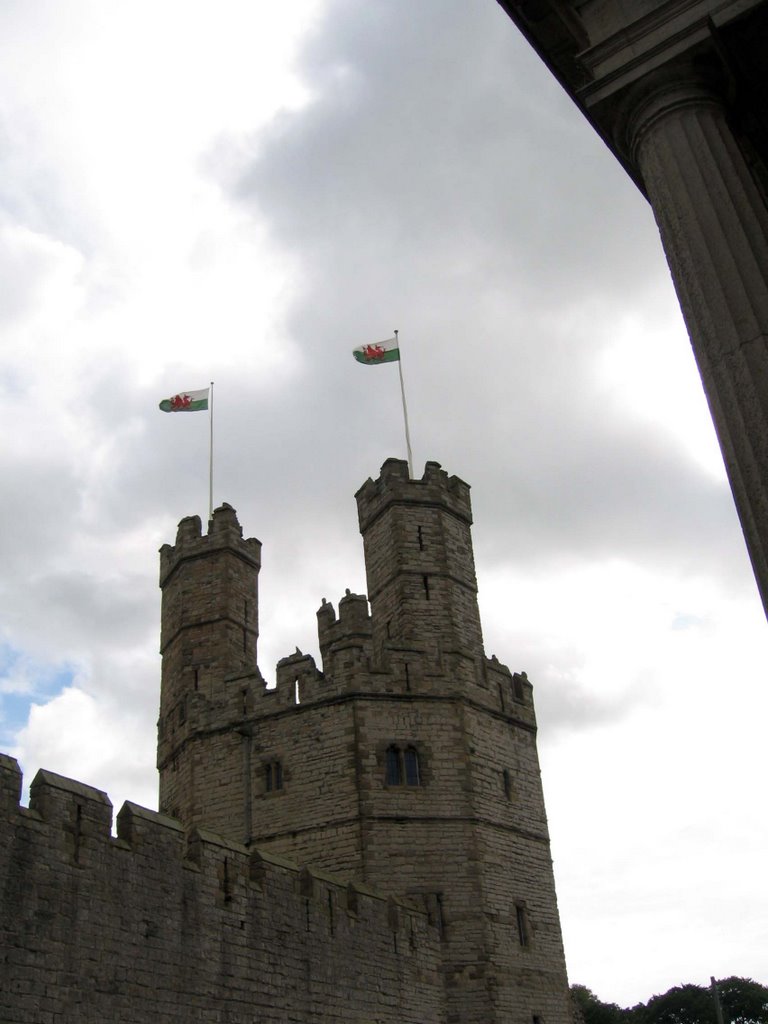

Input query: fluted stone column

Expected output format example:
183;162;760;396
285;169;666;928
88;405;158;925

625;75;768;613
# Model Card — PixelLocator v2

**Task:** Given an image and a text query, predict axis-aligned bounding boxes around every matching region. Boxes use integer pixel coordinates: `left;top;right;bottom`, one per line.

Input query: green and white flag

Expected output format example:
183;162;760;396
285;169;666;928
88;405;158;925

159;387;209;413
352;337;400;365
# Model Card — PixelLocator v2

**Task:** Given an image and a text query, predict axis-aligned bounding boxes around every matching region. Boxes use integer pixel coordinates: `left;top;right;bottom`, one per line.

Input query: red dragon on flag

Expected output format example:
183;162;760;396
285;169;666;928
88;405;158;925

352;337;400;365
158;387;209;412
361;344;386;360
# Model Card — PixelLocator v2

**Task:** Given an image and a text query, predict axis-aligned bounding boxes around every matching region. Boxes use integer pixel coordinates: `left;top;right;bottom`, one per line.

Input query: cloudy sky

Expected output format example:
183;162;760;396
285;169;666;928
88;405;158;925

1;0;765;1006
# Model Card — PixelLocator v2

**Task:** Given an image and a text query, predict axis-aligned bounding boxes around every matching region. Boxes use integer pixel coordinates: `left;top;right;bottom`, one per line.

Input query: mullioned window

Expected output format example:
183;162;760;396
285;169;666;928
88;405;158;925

385;745;421;786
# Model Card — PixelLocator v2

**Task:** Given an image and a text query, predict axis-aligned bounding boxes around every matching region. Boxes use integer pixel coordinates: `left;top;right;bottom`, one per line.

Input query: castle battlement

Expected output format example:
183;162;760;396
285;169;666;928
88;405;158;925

1;754;445;1024
356;458;473;532
2;754;435;933
159;503;261;587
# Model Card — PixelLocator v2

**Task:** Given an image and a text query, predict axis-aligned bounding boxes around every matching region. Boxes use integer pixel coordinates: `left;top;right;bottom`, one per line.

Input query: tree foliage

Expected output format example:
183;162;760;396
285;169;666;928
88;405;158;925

572;985;627;1024
718;978;768;1024
571;978;768;1024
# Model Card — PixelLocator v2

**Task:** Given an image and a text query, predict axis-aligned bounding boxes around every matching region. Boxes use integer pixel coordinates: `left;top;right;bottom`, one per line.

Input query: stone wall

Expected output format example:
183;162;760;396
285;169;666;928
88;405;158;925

0;753;444;1024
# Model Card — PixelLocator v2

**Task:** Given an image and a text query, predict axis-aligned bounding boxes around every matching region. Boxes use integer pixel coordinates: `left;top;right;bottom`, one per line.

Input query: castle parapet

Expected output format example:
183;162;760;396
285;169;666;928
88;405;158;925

356;459;472;532
274;650;324;705
0;758;444;1024
116;800;186;854
317;590;373;671
484;657;537;726
159;503;261;588
28;768;113;866
0;752;22;812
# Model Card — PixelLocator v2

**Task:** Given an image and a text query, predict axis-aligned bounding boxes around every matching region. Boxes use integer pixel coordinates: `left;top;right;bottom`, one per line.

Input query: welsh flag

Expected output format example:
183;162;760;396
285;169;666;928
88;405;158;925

159;387;209;412
352;337;400;365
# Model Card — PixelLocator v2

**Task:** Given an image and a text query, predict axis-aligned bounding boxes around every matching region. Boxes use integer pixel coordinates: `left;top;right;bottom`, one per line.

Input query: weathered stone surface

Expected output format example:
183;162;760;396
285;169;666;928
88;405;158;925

0;764;443;1023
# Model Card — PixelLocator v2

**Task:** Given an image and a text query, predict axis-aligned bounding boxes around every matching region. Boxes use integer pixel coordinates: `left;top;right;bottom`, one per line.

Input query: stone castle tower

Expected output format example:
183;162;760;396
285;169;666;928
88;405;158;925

156;458;571;1024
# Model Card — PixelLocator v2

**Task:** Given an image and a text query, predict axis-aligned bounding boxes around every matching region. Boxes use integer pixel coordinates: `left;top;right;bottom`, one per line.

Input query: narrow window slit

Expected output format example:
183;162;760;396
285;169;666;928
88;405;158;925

73;803;83;864
435;893;445;940
222;856;232;903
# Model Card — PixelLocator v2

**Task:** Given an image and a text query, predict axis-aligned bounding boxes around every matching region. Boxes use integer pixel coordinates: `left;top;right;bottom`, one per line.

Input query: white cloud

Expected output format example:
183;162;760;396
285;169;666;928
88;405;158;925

12;682;157;817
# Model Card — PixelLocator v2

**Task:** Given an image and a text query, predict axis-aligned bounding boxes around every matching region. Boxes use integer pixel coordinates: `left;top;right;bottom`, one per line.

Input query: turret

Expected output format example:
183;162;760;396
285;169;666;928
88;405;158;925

159;503;261;711
355;459;483;662
157;503;261;826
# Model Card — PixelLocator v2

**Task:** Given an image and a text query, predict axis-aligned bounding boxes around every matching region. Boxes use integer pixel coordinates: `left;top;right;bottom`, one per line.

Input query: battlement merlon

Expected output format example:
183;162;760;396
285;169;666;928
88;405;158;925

1;756;436;937
0;752;22;815
317;590;373;665
159;503;262;587
355;459;472;533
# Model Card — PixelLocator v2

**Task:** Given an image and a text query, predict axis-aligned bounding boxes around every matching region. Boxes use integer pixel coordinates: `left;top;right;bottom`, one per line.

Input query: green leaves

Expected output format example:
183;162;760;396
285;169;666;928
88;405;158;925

572;978;768;1024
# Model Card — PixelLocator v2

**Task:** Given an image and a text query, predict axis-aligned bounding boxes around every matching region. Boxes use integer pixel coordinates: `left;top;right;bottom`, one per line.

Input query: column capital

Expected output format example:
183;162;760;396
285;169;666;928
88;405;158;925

613;60;727;170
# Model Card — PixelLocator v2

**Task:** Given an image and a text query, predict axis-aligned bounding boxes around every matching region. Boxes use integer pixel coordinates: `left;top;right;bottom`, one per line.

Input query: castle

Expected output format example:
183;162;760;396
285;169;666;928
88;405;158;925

1;459;572;1023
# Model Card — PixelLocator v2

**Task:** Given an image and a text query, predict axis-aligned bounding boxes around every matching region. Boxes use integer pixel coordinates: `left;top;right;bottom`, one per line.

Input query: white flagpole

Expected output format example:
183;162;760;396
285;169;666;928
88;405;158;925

394;330;414;477
208;381;214;521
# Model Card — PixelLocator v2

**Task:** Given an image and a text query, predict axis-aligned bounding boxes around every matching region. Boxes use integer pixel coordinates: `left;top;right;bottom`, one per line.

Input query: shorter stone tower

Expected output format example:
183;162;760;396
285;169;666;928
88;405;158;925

157;460;572;1024
157;503;261;831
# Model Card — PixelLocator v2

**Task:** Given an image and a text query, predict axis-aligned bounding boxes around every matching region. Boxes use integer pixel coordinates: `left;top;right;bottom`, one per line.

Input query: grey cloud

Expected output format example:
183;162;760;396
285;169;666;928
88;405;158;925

227;0;658;311
535;677;654;737
203;0;737;584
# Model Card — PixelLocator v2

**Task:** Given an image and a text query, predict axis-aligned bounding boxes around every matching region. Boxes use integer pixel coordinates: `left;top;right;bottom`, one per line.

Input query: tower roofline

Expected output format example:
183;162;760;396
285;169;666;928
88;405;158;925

356;458;473;532
159;502;261;587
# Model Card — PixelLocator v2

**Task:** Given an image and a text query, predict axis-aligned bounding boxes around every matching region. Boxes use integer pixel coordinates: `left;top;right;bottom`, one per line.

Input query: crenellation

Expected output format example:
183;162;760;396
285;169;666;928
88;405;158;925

29;769;114;859
0;751;22;808
274;649;323;705
355;459;473;534
159;504;261;586
0;761;445;1024
115;800;185;852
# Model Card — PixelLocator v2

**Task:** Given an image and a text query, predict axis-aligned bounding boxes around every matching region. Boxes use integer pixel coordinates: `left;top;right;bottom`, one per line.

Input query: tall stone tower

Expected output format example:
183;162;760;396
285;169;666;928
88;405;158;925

157;459;572;1024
